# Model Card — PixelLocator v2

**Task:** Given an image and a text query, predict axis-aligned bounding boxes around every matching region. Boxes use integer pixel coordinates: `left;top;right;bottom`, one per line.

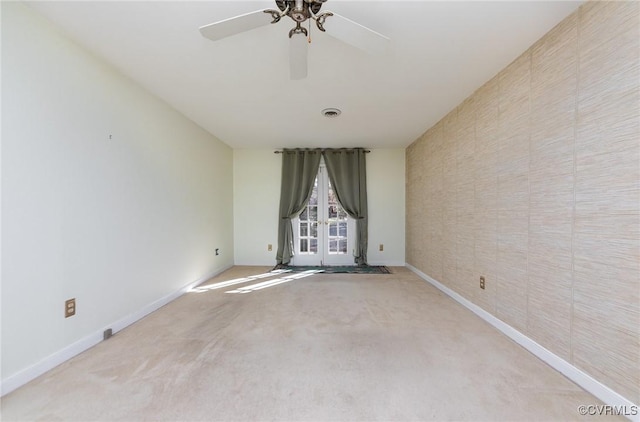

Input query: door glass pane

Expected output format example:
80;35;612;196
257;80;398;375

309;180;318;205
297;176;319;256
327;179;349;255
338;222;347;237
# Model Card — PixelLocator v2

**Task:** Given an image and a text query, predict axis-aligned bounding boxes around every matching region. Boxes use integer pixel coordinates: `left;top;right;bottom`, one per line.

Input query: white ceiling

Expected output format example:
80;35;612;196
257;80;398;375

26;1;582;149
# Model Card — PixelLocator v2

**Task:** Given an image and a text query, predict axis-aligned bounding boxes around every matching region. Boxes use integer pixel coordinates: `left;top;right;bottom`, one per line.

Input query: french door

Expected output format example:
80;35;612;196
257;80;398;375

292;165;355;266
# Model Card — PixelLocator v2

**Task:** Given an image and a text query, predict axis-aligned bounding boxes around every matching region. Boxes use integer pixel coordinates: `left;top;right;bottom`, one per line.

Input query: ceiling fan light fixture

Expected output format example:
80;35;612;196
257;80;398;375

322;108;341;117
199;0;391;80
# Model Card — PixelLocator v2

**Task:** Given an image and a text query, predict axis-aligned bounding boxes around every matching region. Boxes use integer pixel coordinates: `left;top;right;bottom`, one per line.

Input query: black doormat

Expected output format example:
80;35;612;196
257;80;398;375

272;264;391;274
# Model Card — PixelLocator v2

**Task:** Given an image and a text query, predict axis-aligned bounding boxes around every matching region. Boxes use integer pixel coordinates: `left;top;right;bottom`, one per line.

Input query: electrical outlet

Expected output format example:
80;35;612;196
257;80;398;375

65;298;76;318
268;244;272;251
379;244;384;251
480;276;486;290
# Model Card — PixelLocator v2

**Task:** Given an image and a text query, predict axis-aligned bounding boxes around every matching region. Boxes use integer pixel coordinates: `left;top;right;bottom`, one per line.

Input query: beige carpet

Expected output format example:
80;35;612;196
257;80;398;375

1;266;613;421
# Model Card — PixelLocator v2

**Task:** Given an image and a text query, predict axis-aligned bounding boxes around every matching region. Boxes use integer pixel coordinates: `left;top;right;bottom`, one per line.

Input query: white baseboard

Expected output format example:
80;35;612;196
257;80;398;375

0;264;233;397
368;261;406;267
406;264;639;422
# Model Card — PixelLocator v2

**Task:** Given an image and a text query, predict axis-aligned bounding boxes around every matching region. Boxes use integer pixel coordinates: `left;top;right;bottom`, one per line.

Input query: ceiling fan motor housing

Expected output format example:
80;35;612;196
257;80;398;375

276;0;324;23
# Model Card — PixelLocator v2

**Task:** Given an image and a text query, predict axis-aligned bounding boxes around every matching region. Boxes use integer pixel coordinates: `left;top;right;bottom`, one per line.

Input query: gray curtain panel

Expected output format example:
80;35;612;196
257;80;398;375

276;149;322;265
322;148;368;265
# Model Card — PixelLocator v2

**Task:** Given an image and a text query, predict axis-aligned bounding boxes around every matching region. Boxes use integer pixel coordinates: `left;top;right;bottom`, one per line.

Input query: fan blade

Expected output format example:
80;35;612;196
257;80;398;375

289;33;308;80
199;10;271;41
324;13;390;55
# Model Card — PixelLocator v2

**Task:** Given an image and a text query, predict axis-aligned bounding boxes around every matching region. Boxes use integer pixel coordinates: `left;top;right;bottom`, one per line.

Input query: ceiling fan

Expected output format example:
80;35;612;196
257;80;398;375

199;0;390;80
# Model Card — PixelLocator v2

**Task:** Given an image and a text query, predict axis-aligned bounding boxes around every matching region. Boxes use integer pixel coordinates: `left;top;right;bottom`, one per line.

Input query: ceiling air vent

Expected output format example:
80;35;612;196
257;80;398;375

322;108;341;118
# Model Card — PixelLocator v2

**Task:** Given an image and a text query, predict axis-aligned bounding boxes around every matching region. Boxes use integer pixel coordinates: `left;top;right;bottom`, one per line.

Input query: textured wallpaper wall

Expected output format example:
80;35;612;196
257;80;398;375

406;1;639;403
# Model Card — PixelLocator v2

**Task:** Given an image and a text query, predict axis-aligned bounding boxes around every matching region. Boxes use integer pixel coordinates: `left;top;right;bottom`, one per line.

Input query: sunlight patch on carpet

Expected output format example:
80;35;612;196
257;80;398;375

189;270;291;293
225;270;323;294
273;265;391;274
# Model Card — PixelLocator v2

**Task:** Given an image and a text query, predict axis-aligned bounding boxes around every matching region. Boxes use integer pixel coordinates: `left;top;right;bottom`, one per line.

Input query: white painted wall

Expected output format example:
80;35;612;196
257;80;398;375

233;149;281;265
1;2;234;390
366;148;405;266
233;148;405;266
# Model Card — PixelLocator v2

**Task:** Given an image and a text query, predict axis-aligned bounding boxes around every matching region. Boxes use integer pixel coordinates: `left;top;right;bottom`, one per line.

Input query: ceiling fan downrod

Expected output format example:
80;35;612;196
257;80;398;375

265;0;334;38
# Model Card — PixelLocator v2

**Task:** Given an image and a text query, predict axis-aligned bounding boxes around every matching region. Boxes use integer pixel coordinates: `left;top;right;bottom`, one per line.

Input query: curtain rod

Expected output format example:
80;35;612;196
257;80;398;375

274;148;371;154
